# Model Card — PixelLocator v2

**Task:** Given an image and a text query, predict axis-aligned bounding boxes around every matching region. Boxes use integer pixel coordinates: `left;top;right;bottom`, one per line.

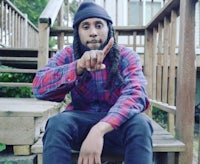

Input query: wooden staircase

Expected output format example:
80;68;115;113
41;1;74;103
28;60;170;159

1;0;199;163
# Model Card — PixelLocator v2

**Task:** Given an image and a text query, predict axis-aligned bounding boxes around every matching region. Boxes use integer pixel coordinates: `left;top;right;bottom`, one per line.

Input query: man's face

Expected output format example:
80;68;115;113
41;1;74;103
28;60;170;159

78;18;109;50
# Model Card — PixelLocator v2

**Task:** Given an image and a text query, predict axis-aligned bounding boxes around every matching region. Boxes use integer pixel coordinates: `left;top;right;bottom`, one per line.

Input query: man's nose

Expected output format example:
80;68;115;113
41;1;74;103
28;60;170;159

89;27;97;37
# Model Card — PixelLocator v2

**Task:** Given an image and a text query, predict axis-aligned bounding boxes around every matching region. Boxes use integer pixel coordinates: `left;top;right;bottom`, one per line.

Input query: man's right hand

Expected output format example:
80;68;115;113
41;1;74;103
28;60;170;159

76;38;114;75
78;122;114;164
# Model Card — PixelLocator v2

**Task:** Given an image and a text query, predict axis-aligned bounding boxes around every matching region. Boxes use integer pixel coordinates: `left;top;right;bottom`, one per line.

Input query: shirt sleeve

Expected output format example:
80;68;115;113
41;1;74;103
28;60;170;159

32;47;78;102
100;47;150;129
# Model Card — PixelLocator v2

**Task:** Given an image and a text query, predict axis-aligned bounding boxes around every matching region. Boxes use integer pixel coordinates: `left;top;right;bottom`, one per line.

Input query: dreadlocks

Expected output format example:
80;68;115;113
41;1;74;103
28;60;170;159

72;22;124;89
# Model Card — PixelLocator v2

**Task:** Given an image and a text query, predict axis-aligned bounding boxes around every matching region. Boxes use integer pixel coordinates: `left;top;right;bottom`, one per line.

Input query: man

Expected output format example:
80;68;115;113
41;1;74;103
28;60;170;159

32;1;153;164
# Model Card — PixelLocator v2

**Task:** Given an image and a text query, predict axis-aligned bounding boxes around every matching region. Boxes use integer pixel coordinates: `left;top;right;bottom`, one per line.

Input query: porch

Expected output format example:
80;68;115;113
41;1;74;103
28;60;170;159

0;0;199;163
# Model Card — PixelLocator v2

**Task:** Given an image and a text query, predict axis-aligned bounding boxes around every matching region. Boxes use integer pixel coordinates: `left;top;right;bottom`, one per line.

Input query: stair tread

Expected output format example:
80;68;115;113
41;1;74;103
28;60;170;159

0;98;61;117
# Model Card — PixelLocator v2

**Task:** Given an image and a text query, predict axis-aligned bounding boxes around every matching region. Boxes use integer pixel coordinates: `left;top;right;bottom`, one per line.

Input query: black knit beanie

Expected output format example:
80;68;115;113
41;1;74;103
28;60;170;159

73;1;113;28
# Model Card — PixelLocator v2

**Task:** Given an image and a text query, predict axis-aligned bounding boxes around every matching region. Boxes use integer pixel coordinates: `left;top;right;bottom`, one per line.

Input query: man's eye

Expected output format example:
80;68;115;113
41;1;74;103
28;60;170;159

96;24;103;29
82;25;89;30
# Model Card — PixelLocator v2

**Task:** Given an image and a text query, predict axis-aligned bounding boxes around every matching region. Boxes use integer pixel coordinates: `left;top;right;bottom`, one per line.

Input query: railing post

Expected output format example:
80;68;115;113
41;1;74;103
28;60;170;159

144;29;154;117
168;10;178;135
38;23;50;69
37;0;64;69
58;3;64;49
176;0;197;163
23;14;28;48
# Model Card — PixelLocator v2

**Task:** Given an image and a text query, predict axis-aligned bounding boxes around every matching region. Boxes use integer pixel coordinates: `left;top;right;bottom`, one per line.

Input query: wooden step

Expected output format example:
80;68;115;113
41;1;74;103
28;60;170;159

0;48;38;69
0;98;62;146
0;82;33;87
0;56;38;62
0;48;56;69
0;68;37;73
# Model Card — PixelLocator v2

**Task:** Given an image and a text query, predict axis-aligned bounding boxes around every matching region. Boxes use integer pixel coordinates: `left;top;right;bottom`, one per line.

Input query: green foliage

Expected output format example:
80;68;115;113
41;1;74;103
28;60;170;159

152;106;168;129
0;86;33;98
0;71;34;83
69;0;79;21
4;162;13;164
10;0;48;26
0;66;34;98
9;0;79;27
49;37;58;49
0;143;6;152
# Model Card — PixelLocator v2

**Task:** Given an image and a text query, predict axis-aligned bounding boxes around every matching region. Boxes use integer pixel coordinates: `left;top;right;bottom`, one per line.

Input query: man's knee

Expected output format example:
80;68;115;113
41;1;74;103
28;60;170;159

124;114;153;137
45;112;76;131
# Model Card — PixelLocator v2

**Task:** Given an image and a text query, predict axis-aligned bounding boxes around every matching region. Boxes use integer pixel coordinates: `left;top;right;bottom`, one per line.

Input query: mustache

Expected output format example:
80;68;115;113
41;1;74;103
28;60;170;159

86;40;101;44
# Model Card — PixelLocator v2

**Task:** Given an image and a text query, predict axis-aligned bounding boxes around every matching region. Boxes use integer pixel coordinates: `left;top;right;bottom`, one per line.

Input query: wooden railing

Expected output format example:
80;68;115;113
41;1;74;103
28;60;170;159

144;1;197;164
144;0;180;133
0;0;39;48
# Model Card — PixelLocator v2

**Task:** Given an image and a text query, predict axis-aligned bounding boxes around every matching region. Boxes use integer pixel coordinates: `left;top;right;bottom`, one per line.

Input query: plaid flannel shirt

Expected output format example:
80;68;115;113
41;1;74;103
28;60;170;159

32;45;150;129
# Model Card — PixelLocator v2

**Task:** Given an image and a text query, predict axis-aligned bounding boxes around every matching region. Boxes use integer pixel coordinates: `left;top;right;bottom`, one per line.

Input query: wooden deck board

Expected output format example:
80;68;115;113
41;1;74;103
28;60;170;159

151;119;185;152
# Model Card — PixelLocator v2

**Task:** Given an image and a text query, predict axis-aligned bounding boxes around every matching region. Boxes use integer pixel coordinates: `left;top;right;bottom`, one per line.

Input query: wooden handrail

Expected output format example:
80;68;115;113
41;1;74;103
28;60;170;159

150;99;176;115
4;0;38;31
0;0;38;48
146;0;180;29
39;0;64;26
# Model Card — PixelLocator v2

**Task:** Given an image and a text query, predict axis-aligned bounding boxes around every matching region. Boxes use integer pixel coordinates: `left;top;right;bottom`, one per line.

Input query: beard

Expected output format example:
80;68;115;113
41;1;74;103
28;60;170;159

79;38;109;57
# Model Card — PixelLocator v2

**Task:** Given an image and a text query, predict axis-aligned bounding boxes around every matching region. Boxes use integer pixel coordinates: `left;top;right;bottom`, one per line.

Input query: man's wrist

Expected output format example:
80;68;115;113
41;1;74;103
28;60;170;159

92;122;114;136
76;59;85;75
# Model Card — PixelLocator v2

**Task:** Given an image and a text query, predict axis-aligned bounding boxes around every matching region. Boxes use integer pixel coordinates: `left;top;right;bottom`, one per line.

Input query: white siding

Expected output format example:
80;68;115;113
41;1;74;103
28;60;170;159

195;1;200;52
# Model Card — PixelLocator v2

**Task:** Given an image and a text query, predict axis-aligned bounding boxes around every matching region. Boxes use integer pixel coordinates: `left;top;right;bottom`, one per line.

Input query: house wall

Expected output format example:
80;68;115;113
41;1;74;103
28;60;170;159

196;1;200;49
94;0;164;26
95;0;128;26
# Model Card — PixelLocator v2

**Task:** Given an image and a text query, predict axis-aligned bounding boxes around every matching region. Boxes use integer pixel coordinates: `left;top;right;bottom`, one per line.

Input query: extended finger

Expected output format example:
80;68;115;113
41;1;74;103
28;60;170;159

102;37;114;56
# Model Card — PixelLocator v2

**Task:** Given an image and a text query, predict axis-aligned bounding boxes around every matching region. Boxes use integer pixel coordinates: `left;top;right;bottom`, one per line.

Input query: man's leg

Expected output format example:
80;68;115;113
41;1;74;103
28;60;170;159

103;113;153;164
123;114;153;164
42;111;103;164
